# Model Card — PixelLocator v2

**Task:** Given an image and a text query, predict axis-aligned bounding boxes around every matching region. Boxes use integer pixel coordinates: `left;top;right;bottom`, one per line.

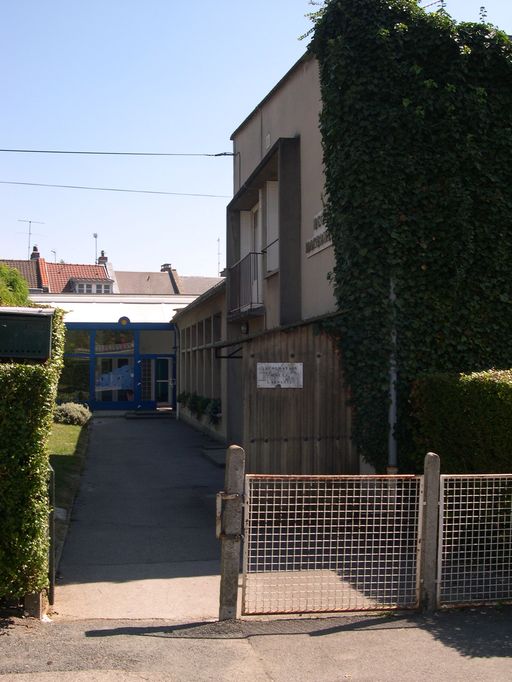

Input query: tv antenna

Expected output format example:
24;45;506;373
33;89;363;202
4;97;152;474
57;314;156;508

93;232;98;264
17;219;45;258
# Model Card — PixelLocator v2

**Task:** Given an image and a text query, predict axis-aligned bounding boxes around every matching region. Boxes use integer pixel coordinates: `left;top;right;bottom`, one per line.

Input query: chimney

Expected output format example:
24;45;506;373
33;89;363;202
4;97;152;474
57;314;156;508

97;250;108;265
30;245;40;260
160;263;172;272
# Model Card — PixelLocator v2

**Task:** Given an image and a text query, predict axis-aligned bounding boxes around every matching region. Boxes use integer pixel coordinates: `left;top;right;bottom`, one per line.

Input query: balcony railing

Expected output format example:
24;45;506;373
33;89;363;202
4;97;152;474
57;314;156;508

228;252;264;316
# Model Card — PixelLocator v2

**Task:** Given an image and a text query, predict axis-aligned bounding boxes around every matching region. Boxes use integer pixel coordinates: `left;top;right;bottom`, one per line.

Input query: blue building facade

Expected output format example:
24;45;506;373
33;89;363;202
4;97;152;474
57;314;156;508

59;320;177;411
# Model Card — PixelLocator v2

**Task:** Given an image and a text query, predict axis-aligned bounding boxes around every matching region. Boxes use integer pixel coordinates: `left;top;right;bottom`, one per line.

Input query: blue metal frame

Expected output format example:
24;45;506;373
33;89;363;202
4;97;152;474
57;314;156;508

63;322;177;411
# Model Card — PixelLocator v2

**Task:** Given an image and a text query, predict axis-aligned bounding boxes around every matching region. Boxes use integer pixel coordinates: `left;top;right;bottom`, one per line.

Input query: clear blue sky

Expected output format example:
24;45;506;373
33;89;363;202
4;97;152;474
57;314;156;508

1;1;511;276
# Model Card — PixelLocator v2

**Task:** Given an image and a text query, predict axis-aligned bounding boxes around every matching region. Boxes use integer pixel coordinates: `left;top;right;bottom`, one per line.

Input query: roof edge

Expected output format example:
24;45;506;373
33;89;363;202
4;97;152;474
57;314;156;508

173;279;226;321
230;52;313;141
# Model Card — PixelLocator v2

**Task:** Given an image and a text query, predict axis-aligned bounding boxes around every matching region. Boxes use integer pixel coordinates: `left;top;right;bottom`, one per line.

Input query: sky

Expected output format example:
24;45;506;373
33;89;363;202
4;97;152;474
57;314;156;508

1;1;511;276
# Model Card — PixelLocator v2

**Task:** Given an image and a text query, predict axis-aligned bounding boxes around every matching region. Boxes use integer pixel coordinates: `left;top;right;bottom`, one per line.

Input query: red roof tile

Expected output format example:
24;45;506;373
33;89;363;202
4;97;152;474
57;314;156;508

45;263;110;293
0;259;41;289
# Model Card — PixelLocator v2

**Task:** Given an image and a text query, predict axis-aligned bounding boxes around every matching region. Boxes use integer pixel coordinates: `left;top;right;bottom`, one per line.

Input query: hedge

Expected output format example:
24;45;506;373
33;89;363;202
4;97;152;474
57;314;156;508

0;308;65;599
411;369;512;473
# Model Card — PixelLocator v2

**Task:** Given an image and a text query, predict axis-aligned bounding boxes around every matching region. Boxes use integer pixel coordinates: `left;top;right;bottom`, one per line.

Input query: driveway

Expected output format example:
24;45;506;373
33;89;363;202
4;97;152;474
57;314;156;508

54;416;225;621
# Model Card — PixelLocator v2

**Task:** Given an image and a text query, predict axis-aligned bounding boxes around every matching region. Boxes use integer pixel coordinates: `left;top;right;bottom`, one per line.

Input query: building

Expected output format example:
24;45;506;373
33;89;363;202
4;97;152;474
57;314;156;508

1;248;222;411
175;54;360;474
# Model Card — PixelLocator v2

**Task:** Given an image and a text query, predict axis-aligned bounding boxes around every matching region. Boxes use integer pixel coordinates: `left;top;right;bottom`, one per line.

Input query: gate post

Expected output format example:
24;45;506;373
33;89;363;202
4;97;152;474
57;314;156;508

421;452;440;611
218;445;245;621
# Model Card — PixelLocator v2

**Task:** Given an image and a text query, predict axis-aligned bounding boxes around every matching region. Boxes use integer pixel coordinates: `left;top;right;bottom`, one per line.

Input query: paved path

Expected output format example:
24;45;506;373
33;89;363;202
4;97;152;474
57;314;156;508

54;416;225;621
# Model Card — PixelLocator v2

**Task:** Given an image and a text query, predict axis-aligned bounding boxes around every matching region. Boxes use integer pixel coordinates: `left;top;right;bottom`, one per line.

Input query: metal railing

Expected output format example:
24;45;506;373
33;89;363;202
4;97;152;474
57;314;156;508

242;474;423;615
437;474;512;607
228;252;263;316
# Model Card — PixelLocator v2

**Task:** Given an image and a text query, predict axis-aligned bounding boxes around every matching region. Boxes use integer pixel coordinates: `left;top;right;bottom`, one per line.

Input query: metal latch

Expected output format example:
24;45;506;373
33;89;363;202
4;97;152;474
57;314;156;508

216;491;243;540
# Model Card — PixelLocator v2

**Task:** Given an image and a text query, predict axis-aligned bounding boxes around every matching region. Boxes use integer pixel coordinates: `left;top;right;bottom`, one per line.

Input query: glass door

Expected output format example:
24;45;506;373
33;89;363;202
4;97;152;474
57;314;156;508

94;357;135;404
155;357;174;405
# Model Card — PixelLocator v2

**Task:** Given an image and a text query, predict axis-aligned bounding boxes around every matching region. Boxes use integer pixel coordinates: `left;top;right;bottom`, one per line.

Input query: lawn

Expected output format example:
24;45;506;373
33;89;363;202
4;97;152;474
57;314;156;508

47;423;88;512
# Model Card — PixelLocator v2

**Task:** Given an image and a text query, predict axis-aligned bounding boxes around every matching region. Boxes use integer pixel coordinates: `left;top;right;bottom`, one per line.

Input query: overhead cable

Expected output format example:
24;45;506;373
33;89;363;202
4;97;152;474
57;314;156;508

0;148;234;157
0;180;230;198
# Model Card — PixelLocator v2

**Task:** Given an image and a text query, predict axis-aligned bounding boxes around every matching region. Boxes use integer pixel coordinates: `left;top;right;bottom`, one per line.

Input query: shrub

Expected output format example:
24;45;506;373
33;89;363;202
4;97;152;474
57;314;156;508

177;391;190;408
411;370;512;473
0;309;65;599
206;398;222;425
187;392;211;419
54;402;91;426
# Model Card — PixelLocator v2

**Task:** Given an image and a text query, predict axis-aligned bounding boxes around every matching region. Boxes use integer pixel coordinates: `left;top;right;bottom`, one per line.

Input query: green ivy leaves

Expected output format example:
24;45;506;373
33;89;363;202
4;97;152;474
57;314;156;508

312;0;512;471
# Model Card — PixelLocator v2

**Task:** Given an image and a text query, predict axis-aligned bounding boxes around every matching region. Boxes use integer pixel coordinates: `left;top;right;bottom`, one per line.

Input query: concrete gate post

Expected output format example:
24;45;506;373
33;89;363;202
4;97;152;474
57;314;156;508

218;445;245;621
421;452;441;611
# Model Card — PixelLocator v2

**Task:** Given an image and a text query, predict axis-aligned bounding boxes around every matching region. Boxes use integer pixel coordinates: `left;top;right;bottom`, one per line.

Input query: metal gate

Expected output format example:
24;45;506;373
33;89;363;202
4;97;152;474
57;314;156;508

242;474;423;615
437;474;512;607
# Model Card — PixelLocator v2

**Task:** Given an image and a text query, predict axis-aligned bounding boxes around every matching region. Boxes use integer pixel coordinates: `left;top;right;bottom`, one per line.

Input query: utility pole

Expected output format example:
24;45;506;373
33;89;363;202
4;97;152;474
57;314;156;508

93;233;98;264
18;219;45;258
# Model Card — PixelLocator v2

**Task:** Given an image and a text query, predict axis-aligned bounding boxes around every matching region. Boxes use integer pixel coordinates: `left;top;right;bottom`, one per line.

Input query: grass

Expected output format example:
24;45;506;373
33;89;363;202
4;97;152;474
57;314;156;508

47;422;90;568
47;423;89;514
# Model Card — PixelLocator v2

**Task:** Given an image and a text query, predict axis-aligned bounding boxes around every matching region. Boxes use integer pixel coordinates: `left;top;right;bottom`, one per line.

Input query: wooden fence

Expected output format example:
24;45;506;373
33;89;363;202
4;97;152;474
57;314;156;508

242;324;357;474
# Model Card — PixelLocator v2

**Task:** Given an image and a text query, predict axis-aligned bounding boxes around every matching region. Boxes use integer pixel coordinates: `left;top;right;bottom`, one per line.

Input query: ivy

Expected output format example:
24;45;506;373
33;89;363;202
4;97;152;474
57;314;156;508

310;1;512;471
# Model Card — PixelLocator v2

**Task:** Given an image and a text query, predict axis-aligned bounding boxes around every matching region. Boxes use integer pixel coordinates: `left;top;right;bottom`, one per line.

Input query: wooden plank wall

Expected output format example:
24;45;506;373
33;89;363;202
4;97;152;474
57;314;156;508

243;324;358;474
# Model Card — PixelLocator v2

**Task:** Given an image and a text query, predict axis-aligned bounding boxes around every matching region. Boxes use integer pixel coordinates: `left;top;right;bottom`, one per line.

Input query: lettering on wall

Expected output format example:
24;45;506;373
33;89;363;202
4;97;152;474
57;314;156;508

305;210;332;257
257;362;304;389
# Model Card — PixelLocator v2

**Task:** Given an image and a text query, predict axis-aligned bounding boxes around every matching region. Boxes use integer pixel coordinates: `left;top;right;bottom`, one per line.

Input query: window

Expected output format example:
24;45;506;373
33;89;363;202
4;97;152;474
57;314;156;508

64;329;90;354
95;330;134;355
57;357;89;403
86;283;92;294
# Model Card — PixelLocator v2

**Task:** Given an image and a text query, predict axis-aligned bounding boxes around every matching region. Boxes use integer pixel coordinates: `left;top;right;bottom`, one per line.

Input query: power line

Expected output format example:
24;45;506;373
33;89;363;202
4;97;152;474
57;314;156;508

0;148;234;157
0;180;230;198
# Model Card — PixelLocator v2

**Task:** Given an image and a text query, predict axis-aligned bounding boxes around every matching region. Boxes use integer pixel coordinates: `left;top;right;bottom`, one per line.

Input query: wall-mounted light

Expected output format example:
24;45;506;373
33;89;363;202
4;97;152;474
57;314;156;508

240;321;249;335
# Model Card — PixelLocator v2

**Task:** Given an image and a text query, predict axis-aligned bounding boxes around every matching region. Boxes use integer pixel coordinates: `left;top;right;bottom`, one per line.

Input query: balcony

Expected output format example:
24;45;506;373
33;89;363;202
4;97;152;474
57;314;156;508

228;252;264;318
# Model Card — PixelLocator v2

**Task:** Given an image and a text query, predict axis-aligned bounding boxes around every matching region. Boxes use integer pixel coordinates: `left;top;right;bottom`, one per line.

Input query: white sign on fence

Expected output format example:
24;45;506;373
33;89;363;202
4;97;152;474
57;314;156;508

256;363;303;389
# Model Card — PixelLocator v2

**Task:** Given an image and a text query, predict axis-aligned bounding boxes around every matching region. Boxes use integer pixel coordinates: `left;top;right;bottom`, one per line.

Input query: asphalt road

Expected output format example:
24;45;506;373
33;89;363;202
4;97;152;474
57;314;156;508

1;607;511;681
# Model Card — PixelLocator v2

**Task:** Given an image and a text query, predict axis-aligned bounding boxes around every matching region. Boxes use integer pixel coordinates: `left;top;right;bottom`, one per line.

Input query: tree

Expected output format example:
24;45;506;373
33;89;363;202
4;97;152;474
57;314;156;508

0;264;30;306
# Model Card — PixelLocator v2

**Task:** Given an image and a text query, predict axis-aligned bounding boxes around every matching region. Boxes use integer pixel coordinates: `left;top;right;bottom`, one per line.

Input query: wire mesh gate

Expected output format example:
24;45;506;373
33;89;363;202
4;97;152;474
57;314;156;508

242;475;424;615
437;475;512;607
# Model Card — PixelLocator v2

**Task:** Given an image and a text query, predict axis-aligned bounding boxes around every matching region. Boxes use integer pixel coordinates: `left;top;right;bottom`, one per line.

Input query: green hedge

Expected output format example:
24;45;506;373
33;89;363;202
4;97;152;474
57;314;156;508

411;370;512;473
0;309;65;599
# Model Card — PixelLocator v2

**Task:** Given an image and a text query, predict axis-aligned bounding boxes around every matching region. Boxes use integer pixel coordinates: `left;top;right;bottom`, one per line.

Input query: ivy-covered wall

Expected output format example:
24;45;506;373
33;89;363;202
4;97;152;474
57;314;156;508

311;0;512;471
0;309;65;599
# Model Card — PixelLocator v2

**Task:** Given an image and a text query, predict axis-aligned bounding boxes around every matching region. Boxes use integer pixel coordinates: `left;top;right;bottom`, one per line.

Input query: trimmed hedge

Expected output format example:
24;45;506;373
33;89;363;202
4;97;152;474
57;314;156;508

411;370;512;473
0;309;65;599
